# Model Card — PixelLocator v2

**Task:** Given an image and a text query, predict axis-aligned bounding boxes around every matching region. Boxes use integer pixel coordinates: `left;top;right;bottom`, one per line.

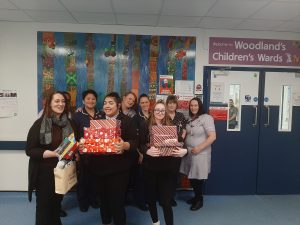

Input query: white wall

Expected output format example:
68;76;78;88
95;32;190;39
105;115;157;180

0;21;299;190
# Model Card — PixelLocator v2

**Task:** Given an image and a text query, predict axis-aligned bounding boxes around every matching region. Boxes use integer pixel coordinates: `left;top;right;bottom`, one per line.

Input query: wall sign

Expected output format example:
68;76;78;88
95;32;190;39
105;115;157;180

209;37;300;67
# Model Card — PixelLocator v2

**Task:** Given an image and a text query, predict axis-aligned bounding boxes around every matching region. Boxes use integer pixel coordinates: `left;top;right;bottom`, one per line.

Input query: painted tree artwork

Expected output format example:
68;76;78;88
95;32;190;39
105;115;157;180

37;32;196;111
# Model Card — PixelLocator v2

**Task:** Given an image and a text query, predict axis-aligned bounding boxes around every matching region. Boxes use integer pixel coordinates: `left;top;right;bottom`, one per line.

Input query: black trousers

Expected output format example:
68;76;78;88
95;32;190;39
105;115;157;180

144;169;174;225
95;171;130;225
189;179;204;201
77;155;98;208
127;163;147;206
36;165;63;225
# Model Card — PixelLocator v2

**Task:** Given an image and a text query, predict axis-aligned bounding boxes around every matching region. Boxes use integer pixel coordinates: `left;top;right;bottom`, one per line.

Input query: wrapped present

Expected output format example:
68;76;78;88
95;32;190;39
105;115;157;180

81;119;121;154
150;126;183;156
56;133;78;160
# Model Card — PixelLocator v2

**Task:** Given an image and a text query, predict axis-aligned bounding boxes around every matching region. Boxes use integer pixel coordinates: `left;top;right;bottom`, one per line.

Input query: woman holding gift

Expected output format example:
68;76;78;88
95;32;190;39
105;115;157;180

88;92;138;225
180;97;216;211
26;91;77;225
140;100;187;225
72;89;104;212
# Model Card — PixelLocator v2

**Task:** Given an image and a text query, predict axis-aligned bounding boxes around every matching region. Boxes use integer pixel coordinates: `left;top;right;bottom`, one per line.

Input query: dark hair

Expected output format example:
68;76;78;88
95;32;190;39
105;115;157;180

148;101;171;129
138;93;149;104
82;89;98;100
189;97;204;119
105;92;122;105
166;95;178;108
62;91;71;100
42;91;69;118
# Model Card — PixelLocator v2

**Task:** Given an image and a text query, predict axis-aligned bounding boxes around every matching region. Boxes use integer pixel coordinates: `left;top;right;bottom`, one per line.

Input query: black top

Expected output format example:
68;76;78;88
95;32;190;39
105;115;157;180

89;112;138;176
170;111;187;142
72;107;104;139
139;121;181;173
25;116;77;201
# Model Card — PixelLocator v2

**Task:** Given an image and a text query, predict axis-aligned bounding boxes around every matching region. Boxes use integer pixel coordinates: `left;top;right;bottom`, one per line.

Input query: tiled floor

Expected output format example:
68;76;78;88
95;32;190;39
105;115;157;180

1;192;300;225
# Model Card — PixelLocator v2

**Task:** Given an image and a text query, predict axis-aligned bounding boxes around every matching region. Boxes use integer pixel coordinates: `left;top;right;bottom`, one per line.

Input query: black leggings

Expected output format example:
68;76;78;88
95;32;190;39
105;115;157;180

144;169;174;225
189;179;204;201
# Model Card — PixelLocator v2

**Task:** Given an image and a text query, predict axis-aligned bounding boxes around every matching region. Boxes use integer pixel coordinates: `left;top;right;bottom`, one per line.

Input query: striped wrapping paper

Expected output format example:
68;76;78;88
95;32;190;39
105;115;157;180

150;125;183;156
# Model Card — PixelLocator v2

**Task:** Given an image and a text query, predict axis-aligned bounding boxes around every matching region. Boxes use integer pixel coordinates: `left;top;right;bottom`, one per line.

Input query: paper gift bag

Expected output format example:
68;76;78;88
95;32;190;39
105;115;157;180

54;161;77;195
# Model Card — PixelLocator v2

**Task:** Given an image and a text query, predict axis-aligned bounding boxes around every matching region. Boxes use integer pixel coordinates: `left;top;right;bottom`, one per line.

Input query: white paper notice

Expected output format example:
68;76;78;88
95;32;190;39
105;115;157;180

0;90;18;117
175;80;194;96
210;82;225;103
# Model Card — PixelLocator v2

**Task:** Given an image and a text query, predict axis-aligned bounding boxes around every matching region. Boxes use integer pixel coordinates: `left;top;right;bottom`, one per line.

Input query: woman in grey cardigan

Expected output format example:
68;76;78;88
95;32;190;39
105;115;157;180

180;97;216;211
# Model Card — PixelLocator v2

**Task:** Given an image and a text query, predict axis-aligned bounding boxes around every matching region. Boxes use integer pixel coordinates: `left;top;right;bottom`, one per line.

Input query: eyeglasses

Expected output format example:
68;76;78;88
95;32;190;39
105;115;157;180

154;109;166;114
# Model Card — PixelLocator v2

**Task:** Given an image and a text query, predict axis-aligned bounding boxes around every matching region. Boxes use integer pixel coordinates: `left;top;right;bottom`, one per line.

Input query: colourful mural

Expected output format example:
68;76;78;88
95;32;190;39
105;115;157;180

37;32;196;111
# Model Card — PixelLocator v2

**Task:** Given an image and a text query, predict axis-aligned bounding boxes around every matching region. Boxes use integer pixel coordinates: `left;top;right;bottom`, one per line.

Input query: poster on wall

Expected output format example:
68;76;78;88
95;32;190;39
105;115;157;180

177;95;194;119
209;37;300;67
0;89;18;117
37;32;196;111
159;75;173;95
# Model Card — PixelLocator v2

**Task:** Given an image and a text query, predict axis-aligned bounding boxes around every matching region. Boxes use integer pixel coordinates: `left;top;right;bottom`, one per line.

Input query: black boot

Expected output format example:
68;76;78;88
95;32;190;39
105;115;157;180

190;196;203;211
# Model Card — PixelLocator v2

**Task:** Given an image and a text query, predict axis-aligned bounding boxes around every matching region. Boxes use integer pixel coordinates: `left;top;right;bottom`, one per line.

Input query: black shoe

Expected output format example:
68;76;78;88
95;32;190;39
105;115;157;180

137;204;148;211
79;205;89;212
186;197;195;205
60;209;67;217
190;200;203;211
171;199;177;207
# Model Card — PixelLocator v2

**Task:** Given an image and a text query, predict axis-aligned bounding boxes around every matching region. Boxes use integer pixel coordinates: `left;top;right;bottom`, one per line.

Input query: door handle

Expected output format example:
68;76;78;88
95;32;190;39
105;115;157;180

252;105;258;127
264;105;270;127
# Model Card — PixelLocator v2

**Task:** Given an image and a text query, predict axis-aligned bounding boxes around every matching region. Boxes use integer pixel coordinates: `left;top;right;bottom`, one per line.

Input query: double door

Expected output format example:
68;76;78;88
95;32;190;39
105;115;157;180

204;67;300;194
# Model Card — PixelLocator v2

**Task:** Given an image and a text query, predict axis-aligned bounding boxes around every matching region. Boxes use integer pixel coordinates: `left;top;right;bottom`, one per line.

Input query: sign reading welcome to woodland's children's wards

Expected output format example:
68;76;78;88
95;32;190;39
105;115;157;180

209;37;300;67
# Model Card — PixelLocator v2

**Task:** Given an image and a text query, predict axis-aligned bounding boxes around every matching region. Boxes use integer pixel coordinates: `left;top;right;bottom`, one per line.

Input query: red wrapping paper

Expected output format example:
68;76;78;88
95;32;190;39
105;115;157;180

81;119;121;154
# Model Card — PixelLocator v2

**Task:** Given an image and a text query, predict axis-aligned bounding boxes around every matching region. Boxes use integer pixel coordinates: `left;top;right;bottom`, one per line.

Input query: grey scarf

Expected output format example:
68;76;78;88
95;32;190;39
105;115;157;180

40;113;73;145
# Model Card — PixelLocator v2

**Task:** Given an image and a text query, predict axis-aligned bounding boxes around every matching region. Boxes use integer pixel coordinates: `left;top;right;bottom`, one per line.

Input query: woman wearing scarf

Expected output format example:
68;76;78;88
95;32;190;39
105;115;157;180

26;91;77;225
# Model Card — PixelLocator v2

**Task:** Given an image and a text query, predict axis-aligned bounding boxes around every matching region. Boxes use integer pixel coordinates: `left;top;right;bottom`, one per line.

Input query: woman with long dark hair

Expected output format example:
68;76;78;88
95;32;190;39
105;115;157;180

180;97;216;211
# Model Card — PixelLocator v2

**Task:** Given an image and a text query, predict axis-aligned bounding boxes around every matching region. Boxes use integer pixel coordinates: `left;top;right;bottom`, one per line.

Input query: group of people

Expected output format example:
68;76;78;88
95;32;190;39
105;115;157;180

25;89;216;225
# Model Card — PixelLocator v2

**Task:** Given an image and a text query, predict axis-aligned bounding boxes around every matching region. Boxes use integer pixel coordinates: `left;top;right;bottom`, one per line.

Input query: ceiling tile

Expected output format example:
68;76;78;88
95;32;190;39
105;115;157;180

198;17;243;29
72;12;116;24
274;21;300;32
60;0;112;13
116;14;158;26
0;9;33;21
0;0;17;9
252;2;300;20
235;19;284;31
158;15;201;27
207;0;269;18
25;10;76;23
161;0;217;16
9;0;64;10
112;0;163;14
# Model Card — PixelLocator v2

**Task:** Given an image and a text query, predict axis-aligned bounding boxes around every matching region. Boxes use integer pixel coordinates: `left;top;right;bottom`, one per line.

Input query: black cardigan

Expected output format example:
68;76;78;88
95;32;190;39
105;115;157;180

25;117;77;201
89;113;138;176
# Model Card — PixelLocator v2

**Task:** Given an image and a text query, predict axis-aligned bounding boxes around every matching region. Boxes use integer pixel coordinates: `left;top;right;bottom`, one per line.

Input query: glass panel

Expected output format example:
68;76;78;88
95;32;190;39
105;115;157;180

278;85;292;132
227;84;240;131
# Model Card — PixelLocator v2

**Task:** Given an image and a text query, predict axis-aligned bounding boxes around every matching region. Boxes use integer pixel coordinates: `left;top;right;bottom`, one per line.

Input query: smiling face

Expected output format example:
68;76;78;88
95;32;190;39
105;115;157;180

189;99;199;116
153;103;166;123
123;93;136;109
103;96;120;117
139;96;150;112
50;93;66;117
83;93;97;110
